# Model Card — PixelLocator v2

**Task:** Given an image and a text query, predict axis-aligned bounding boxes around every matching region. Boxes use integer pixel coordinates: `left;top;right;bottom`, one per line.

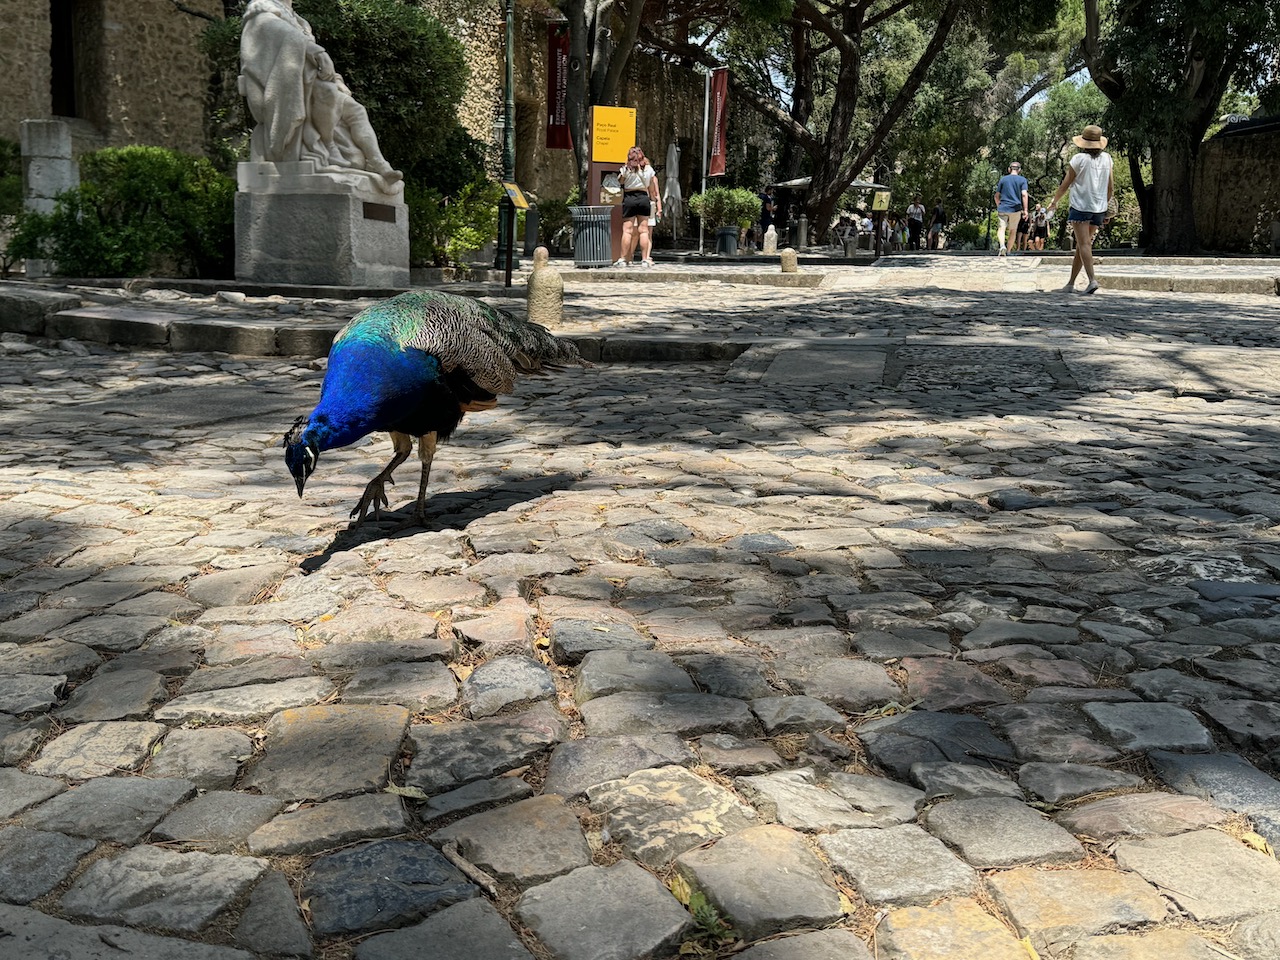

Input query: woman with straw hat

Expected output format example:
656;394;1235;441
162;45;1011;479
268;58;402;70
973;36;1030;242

1049;124;1114;294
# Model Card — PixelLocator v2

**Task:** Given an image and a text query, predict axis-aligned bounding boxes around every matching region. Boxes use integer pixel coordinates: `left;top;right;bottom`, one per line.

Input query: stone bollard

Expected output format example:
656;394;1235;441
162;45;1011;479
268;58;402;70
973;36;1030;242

527;246;563;328
762;224;778;255
779;247;798;273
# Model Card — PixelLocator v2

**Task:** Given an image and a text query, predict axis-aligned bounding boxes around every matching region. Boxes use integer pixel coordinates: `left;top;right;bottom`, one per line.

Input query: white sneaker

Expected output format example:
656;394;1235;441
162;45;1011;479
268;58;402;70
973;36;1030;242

612;258;628;268
998;246;1007;257
1060;283;1075;293
640;259;654;269
1083;280;1100;294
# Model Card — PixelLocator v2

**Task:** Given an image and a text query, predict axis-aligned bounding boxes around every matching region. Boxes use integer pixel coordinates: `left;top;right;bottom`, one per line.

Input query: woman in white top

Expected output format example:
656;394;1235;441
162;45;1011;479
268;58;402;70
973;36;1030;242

1049;124;1114;294
615;146;662;268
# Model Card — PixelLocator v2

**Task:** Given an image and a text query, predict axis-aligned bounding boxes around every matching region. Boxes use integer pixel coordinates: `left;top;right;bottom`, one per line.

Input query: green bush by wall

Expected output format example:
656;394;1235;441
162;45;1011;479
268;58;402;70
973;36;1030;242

7;146;234;278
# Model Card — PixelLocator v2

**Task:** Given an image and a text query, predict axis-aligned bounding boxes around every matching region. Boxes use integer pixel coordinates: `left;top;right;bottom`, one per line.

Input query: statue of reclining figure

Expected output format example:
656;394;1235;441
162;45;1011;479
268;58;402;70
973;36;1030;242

239;0;402;191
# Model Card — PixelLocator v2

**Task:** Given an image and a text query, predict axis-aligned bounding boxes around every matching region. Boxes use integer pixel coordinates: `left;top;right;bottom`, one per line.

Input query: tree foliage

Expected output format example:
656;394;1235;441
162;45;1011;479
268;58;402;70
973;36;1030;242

1080;0;1280;251
639;0;1072;229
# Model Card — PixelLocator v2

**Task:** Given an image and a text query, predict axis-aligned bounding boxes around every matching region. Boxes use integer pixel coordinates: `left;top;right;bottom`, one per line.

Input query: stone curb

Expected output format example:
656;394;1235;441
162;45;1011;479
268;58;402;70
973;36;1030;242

1103;274;1280;296
562;270;826;287
1;268;1277;361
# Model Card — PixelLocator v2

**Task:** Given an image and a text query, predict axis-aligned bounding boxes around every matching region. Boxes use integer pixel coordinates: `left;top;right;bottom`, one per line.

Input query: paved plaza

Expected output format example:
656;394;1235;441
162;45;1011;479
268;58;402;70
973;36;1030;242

4;254;1280;958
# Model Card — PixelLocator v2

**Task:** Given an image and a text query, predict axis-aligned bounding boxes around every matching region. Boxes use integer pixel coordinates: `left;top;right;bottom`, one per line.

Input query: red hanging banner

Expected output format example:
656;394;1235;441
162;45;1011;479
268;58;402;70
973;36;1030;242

708;67;729;177
546;24;571;150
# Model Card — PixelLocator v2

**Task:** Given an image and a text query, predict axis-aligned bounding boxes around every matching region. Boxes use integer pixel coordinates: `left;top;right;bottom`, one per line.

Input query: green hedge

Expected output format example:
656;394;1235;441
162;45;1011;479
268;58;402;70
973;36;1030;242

7;146;234;277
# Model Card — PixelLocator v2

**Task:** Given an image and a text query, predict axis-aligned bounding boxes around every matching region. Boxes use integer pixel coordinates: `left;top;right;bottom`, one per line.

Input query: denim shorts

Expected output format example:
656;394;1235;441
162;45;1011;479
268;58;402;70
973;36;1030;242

1068;207;1105;226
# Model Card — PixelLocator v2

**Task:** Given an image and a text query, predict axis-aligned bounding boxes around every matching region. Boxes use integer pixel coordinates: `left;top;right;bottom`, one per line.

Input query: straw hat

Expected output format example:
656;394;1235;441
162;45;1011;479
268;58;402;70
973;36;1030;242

1073;124;1108;149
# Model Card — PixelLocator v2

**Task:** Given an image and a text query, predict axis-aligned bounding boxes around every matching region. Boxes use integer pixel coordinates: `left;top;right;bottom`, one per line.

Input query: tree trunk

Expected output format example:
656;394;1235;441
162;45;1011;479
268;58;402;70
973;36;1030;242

1148;140;1199;253
562;0;593;193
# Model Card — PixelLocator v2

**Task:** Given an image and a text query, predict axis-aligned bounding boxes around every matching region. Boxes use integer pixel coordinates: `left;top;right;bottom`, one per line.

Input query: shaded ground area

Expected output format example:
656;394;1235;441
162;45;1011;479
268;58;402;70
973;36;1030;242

3;264;1280;959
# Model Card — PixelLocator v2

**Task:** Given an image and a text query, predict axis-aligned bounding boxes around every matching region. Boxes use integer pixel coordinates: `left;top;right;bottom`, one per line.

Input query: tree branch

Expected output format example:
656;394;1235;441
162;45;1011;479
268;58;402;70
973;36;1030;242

638;26;820;153
864;0;915;31
793;0;855;56
832;0;963;190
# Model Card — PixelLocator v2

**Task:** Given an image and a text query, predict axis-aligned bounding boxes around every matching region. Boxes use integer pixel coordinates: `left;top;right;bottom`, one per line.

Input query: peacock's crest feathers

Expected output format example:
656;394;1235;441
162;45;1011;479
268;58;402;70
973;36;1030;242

334;290;588;395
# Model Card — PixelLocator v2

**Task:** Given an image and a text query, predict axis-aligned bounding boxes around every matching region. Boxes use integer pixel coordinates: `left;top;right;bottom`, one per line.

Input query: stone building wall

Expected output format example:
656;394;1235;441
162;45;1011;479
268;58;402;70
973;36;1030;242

1194;121;1280;253
0;2;53;144
419;0;704;203
0;0;221;155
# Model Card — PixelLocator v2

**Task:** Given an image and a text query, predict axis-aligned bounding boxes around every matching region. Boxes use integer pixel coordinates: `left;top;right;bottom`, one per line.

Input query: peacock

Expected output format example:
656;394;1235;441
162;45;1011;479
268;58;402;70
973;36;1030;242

283;290;590;525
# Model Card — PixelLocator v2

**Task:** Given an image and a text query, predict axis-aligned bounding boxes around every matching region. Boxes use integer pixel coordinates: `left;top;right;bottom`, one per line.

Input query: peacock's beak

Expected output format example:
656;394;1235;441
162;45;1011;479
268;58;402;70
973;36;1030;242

294;475;307;498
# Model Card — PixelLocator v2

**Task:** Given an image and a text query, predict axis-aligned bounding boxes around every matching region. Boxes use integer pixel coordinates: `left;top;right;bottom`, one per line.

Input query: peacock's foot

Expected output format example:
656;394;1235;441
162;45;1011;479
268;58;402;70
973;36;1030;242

349;475;394;526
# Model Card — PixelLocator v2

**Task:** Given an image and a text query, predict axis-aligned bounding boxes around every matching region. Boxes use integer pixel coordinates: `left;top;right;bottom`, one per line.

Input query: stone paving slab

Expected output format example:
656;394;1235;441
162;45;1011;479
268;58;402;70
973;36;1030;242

516;861;693;960
243;703;410;801
820;823;977;906
23;777;197;844
0;903;254;960
1114;828;1280;922
985;867;1168;952
674;824;843;941
60;846;267;933
924;797;1085;867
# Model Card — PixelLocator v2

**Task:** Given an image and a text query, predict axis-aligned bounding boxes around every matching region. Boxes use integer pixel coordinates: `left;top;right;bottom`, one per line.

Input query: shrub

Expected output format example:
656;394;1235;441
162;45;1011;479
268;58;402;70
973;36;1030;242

947;220;983;248
405;177;501;267
689;187;760;230
7;146;234;278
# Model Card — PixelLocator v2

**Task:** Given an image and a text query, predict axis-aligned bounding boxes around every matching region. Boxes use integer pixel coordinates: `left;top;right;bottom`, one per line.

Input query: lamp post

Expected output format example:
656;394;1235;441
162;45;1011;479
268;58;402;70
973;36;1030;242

494;0;518;279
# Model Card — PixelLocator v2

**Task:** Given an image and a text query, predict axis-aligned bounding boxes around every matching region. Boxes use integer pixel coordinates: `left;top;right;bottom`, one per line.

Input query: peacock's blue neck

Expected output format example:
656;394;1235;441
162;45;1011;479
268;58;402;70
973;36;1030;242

303;337;441;451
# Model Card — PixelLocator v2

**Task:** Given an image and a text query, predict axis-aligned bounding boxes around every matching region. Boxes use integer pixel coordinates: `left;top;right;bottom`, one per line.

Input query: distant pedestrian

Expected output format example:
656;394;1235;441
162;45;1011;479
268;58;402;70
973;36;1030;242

615;145;661;268
1049;124;1114;294
1015;210;1031;251
993;161;1029;257
1031;203;1049;251
927;199;946;249
759;188;776;238
906;194;926;250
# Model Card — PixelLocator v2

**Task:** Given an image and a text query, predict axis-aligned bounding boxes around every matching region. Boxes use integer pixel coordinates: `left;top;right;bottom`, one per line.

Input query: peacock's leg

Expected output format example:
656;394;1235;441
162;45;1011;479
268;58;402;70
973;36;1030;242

412;432;438;524
350;432;413;525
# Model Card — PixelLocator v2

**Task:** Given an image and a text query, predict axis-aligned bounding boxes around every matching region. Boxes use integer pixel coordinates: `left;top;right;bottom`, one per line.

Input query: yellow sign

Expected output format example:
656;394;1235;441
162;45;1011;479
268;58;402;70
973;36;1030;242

872;191;891;211
501;182;529;210
591;106;637;164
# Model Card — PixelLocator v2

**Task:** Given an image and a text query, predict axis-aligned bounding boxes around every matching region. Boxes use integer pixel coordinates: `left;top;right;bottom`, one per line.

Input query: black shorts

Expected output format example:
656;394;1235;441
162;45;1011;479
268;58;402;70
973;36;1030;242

1034;226;1049;239
622;192;650;219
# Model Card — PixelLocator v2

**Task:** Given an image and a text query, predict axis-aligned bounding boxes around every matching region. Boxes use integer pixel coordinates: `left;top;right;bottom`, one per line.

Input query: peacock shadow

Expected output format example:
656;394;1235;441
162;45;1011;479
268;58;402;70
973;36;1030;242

298;471;580;572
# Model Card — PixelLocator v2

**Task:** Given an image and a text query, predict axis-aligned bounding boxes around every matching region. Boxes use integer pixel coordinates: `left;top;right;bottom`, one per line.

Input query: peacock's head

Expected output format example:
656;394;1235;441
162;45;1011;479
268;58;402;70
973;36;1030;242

282;416;319;498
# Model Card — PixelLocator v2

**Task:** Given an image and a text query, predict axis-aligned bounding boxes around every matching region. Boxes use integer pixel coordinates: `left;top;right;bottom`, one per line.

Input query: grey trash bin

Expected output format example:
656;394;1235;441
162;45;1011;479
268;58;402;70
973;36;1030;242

570;206;613;267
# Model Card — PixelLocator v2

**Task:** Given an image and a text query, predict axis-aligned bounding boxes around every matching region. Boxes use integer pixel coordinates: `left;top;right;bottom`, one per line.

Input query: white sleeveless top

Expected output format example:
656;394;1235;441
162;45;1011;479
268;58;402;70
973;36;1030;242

1069;152;1112;214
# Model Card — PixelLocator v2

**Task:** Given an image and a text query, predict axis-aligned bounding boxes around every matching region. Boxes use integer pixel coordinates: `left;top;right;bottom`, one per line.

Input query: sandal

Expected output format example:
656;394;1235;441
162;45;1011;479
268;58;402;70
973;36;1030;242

640;259;655;269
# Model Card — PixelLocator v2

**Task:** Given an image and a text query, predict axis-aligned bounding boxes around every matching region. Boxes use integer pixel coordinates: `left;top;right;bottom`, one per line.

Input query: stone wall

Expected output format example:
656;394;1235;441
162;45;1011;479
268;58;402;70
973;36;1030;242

1194;121;1280;253
0;3;54;146
0;0;220;155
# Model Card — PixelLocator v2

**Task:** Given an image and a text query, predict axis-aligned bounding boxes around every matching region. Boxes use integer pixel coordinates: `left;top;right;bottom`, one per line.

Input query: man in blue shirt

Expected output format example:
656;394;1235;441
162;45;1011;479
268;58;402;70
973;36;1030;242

993;161;1029;256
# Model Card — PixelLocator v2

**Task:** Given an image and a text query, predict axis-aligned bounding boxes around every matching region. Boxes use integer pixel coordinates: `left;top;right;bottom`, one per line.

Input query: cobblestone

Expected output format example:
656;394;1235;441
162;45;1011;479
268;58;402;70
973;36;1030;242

4;260;1280;957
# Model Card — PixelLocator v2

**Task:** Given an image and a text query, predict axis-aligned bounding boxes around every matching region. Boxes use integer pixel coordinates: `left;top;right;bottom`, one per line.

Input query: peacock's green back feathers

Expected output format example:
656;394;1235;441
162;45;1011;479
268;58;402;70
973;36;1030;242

334;290;587;395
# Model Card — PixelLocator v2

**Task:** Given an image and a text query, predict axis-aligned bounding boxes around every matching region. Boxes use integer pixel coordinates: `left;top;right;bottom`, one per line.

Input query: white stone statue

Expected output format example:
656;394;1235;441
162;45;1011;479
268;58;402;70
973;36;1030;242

238;0;402;192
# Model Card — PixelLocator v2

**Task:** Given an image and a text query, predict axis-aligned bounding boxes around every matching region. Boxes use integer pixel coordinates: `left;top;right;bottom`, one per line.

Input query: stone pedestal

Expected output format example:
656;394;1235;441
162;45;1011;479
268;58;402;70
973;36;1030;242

20;119;101;278
235;161;409;287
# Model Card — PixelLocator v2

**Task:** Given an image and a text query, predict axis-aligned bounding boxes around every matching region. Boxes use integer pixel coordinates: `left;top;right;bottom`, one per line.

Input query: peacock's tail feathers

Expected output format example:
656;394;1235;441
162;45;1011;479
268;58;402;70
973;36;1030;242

335;290;588;395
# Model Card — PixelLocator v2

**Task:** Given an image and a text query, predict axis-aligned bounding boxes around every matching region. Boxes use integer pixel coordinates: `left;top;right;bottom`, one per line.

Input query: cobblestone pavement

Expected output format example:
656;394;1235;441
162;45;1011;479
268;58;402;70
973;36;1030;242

5;260;1280;959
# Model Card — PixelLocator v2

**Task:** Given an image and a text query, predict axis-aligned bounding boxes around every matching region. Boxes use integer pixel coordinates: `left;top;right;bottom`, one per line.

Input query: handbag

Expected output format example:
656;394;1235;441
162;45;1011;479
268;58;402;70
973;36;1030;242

600;173;622;206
